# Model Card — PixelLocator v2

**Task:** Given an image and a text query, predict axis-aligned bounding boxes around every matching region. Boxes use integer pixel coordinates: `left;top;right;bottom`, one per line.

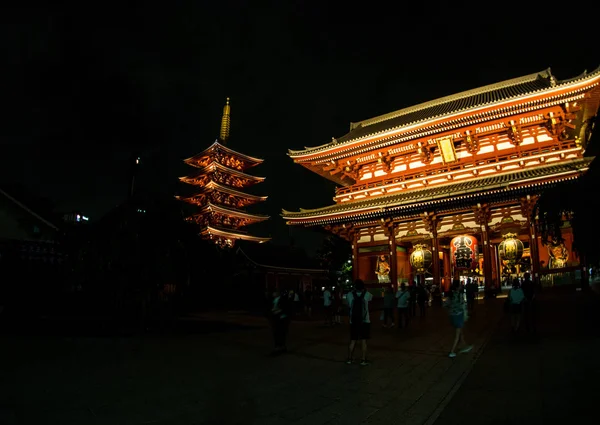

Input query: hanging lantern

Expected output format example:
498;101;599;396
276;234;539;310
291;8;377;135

409;244;432;273
450;235;479;270
498;233;524;265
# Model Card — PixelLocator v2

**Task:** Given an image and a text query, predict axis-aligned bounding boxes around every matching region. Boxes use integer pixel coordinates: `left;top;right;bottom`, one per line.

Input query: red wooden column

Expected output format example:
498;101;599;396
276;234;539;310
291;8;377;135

481;225;493;288
388;223;398;288
351;230;359;282
443;250;451;291
423;212;440;285
521;196;540;285
474;203;493;288
431;222;441;286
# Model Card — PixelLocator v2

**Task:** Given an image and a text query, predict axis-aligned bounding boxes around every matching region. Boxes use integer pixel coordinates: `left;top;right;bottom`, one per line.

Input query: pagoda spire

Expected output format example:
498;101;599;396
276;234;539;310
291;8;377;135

219;97;231;144
177;98;270;248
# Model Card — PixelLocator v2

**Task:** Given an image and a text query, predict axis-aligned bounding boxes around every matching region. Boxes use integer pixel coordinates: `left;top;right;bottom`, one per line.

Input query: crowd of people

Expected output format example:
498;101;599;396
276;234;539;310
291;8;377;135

264;274;536;361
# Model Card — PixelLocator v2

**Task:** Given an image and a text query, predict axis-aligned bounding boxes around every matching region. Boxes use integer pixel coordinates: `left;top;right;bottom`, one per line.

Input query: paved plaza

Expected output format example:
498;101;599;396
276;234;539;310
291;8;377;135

0;286;597;424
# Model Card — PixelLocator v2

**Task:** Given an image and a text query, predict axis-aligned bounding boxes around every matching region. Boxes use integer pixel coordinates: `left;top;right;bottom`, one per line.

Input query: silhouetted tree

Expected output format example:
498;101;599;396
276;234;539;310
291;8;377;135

316;234;352;288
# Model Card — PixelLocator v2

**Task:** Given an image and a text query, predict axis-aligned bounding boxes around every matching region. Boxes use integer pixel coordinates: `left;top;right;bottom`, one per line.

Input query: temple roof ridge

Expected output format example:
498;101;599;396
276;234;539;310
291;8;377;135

201;225;271;243
352;68;553;130
288;66;600;157
178;161;265;182
184;140;264;167
197;202;270;220
177;180;268;201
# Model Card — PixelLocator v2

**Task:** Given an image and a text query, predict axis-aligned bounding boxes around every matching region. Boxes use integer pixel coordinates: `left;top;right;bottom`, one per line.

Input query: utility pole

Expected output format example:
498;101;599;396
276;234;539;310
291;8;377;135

130;153;141;199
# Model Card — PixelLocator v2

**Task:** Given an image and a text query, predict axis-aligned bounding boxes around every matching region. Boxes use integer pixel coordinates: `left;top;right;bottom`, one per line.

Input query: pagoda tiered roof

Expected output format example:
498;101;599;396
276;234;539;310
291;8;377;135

184;141;264;171
179;161;265;188
176;180;267;208
282;158;592;226
199;225;271;244
187;202;269;226
288;67;600;168
177;98;271;247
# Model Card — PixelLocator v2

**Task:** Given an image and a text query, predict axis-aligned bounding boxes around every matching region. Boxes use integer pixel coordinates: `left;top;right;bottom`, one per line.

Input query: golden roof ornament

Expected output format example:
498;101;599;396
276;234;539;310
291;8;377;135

219;97;231;144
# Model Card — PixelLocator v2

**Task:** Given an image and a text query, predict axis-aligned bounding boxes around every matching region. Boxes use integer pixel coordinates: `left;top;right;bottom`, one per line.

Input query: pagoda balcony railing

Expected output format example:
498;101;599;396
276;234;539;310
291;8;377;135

335;140;578;197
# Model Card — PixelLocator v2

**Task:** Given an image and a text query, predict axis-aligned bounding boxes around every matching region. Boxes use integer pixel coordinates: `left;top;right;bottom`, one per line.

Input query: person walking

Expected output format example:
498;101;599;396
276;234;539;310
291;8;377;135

346;279;373;366
416;281;429;317
333;287;343;325
445;278;473;358
382;286;395;328
303;286;313;319
465;278;476;311
270;290;291;355
508;277;525;333
520;272;536;333
323;286;333;326
409;281;417;317
395;282;411;328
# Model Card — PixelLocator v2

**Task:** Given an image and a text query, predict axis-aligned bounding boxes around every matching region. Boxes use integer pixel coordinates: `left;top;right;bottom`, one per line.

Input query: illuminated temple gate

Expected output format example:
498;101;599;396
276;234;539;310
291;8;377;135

282;68;600;290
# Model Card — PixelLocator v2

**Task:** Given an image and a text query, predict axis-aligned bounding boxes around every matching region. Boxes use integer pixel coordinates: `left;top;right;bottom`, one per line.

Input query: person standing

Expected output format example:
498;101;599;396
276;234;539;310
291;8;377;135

445;279;473;358
303;286;313;319
520;272;536;333
409;281;417;317
382;286;395;328
346;279;373;366
270;290;291;355
395;282;410;328
416;282;429;317
508;277;525;333
333;287;343;325
465;278;476;311
323;286;333;326
292;289;301;317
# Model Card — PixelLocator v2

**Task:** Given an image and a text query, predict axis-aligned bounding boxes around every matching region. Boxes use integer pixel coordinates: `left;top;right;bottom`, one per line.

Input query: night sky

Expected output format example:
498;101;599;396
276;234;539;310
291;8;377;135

2;4;599;254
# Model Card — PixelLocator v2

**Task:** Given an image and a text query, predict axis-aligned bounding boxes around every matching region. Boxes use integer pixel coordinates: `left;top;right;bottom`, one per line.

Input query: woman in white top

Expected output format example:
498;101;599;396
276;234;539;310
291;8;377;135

508;278;525;332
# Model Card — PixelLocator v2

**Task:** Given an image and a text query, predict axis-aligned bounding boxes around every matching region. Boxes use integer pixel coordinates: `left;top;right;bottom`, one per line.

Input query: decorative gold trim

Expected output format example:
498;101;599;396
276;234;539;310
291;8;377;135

220;98;231;143
437;137;457;164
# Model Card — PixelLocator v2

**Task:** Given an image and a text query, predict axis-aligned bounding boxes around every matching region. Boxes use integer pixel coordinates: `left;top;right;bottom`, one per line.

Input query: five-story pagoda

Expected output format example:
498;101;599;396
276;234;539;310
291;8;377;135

177;98;271;248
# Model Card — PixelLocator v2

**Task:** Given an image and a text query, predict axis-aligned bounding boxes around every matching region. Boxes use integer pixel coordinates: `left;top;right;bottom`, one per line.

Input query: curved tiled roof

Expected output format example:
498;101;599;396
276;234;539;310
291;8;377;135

195;202;269;221
289;67;600;157
179;161;265;182
185;141;264;166
281;158;592;220
181;181;267;201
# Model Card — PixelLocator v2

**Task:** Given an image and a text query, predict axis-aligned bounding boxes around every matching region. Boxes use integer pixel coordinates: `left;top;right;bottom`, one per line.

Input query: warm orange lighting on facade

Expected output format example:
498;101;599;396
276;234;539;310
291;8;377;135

178;99;271;248
283;67;600;288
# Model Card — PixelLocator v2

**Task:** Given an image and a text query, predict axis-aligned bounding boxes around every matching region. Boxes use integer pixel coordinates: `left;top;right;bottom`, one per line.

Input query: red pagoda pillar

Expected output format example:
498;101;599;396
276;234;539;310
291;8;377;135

389;225;397;288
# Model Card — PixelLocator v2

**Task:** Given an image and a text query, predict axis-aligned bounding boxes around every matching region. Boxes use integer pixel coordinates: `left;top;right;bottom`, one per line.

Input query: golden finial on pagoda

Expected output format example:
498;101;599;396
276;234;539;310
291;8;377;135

219;97;231;143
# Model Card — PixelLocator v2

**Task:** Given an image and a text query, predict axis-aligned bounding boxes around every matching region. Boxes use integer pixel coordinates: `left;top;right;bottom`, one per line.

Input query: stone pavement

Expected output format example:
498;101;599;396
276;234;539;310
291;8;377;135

433;284;600;425
0;296;504;425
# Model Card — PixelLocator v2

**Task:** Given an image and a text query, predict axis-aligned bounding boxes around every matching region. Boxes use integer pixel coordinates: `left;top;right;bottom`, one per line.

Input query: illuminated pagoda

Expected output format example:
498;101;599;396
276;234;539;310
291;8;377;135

283;68;600;290
177;98;270;248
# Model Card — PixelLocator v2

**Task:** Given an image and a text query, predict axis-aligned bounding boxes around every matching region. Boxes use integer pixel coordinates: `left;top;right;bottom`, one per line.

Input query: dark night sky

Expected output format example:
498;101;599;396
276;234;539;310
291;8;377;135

2;4;599;254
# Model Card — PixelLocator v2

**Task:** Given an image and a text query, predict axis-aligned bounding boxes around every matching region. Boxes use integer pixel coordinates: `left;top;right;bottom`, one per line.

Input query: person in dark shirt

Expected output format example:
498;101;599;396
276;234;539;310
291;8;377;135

520;272;536;333
465;278;477;311
416;282;429;317
409;282;417;317
303;287;313;319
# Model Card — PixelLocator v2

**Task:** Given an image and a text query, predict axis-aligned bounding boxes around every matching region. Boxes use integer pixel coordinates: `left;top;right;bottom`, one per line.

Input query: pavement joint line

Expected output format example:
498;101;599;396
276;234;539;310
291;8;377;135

421;314;504;425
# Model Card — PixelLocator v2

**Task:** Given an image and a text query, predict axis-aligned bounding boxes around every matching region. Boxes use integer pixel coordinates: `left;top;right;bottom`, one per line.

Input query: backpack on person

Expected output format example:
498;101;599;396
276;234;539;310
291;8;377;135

351;290;366;323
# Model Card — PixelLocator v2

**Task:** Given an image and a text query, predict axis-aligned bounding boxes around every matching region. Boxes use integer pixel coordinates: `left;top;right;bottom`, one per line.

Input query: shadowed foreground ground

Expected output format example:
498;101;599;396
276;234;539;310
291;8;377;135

1;285;596;424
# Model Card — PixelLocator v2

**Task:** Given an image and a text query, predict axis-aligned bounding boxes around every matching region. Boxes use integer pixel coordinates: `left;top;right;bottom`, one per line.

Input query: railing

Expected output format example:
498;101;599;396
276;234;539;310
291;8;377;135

539;267;583;287
335;139;579;197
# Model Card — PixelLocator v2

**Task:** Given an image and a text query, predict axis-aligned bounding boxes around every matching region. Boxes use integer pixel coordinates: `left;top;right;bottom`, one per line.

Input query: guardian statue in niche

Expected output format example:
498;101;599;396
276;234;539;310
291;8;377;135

375;254;391;284
548;239;569;269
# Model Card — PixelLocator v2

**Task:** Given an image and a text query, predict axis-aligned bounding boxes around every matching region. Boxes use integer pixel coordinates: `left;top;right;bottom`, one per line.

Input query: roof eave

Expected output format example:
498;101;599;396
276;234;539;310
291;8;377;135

288;66;600;160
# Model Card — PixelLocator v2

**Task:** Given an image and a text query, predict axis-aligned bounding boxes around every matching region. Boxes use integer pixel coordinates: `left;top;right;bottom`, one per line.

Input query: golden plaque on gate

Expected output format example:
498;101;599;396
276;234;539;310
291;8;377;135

437;137;457;164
